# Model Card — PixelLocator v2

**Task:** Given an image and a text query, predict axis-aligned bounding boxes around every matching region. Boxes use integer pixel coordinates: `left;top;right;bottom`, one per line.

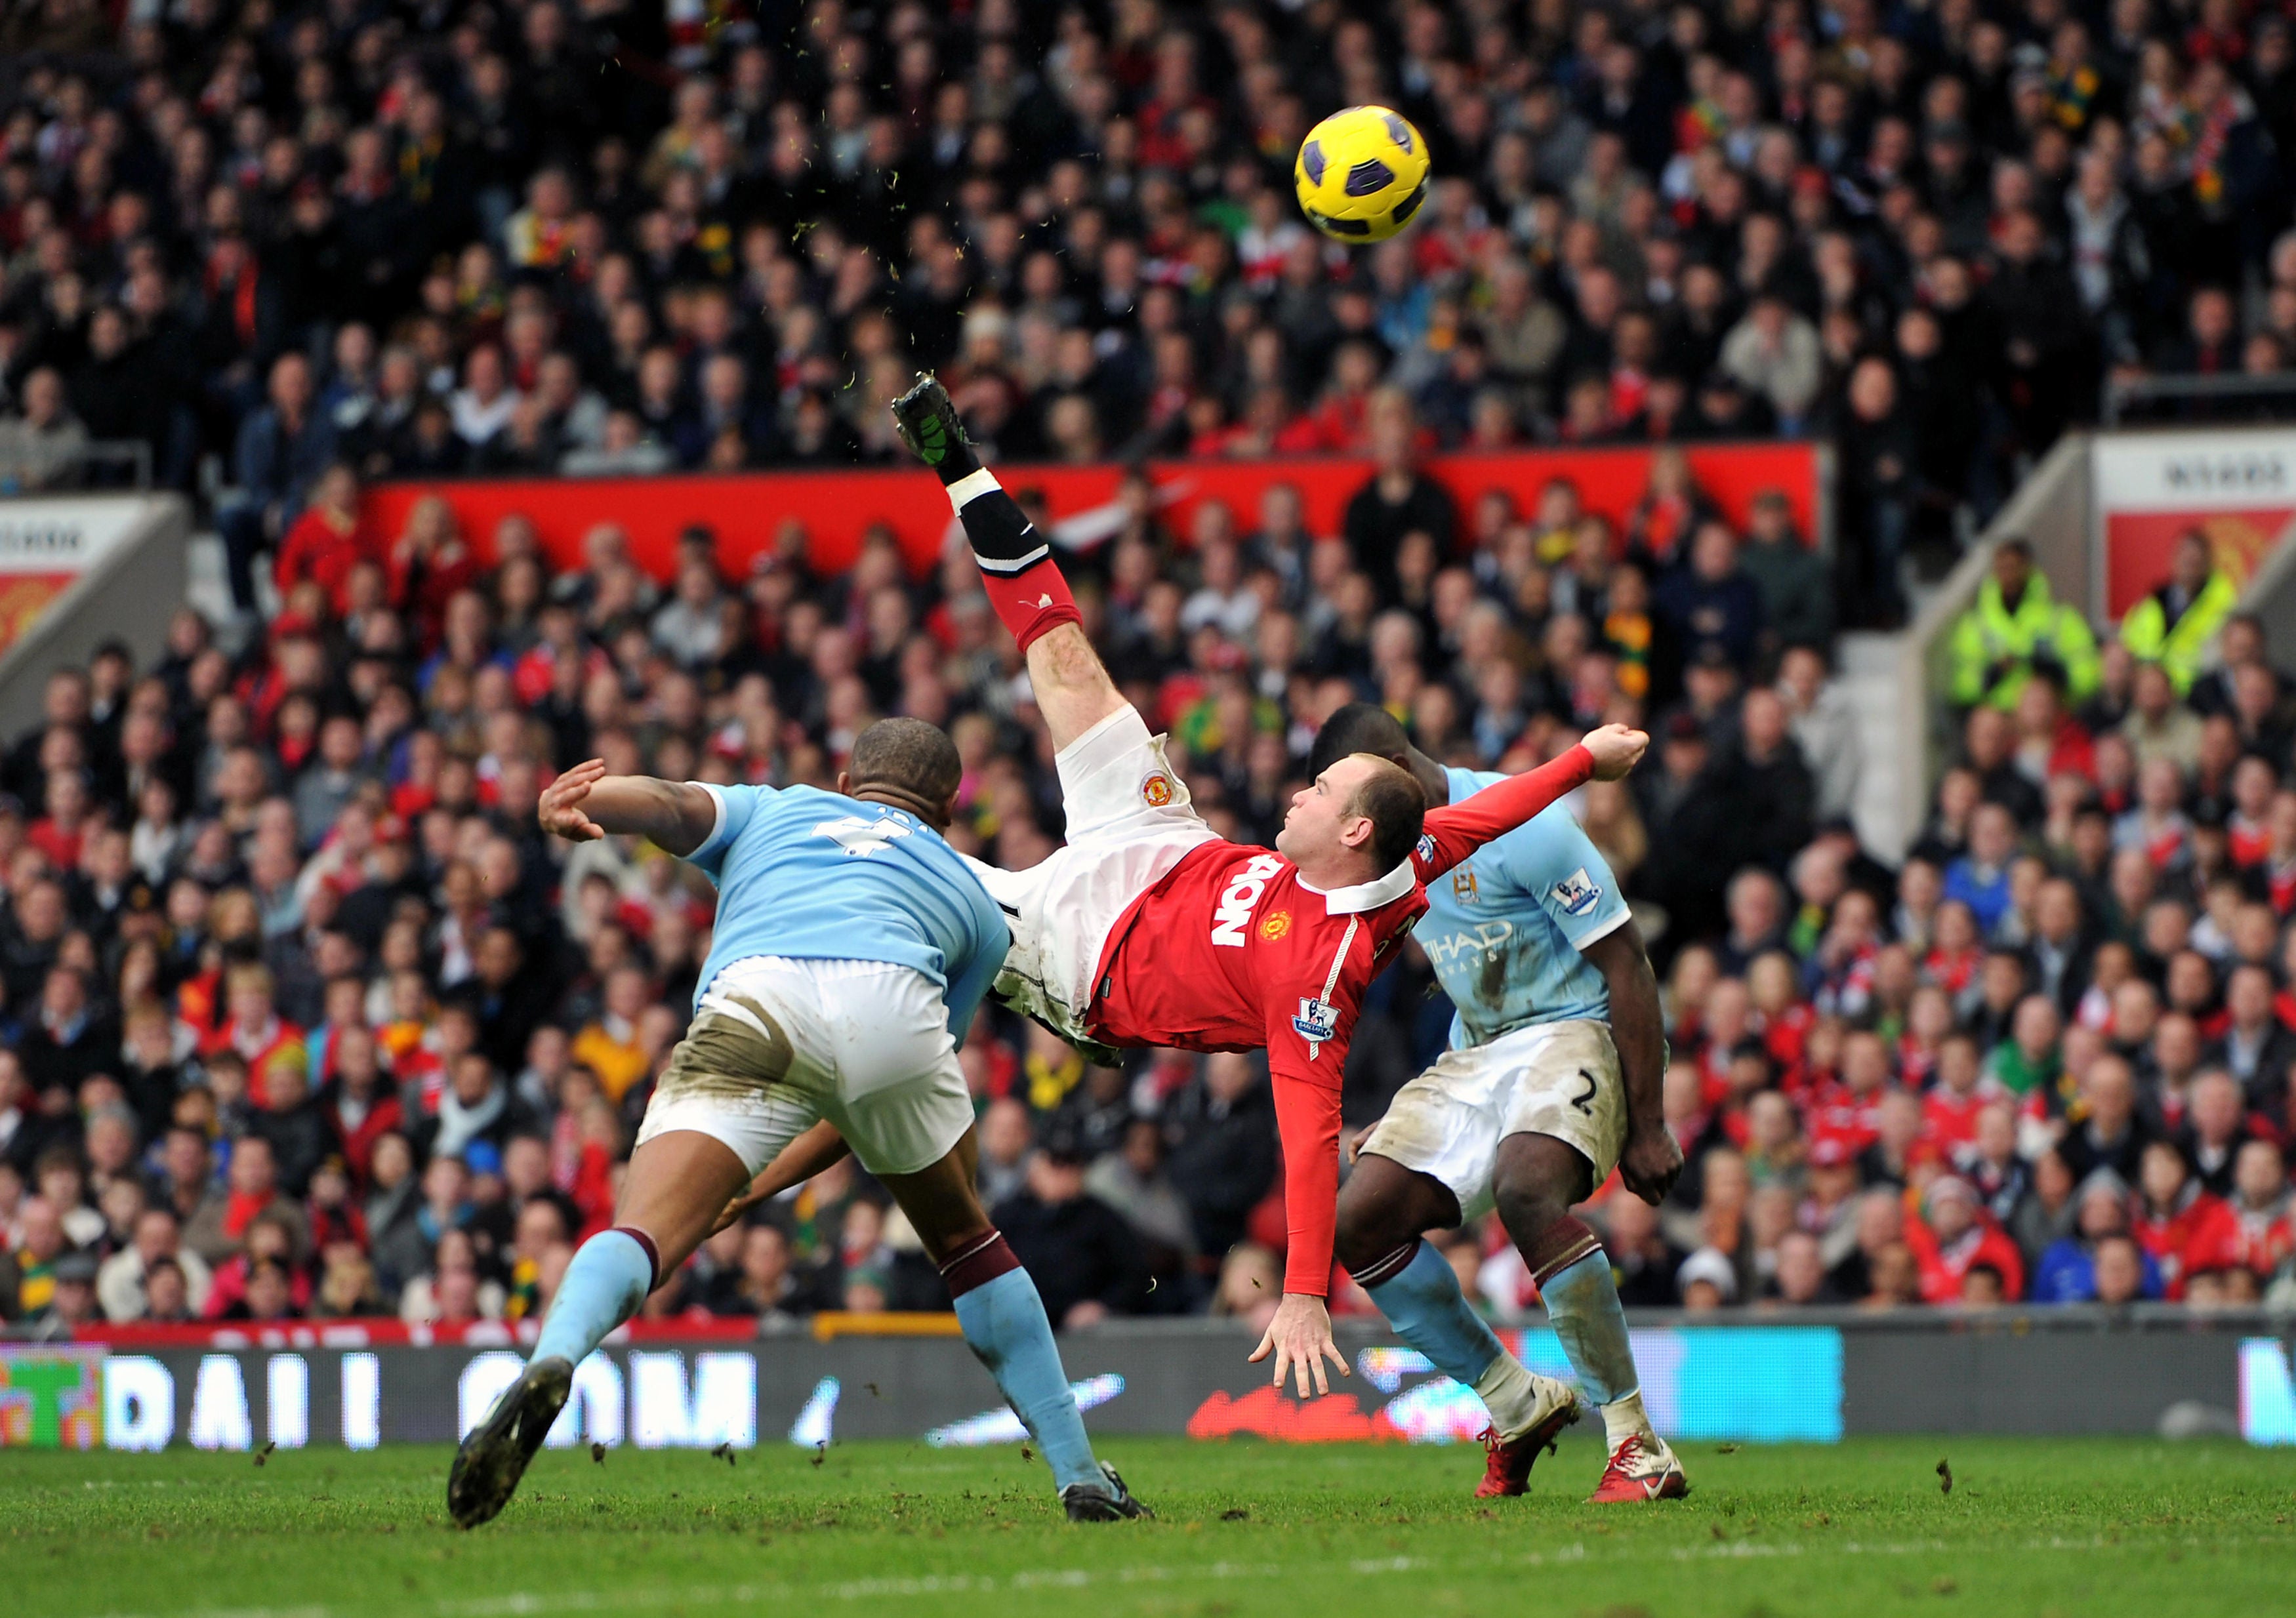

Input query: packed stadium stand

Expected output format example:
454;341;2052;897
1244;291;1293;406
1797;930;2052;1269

2;0;2295;1341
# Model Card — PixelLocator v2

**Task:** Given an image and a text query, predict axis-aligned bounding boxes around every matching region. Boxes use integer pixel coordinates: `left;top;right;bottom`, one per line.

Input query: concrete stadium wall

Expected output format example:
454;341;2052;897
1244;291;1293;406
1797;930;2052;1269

6;1314;2288;1452
0;493;190;740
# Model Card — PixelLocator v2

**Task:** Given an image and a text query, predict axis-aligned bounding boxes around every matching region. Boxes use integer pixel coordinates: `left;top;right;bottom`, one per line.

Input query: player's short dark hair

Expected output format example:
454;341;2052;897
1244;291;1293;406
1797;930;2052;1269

1348;756;1426;873
849;717;962;806
1309;701;1412;777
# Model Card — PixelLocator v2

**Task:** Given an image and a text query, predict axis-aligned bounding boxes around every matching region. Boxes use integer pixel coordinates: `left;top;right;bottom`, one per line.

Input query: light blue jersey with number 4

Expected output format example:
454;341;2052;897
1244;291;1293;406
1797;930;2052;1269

1416;767;1631;1049
683;783;1010;1041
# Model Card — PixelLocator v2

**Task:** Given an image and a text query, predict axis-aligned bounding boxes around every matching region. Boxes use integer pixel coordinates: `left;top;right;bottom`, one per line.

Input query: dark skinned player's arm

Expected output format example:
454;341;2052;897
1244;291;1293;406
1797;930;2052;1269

1586;921;1666;1135
1584;918;1681;1203
711;1120;855;1234
537;761;721;857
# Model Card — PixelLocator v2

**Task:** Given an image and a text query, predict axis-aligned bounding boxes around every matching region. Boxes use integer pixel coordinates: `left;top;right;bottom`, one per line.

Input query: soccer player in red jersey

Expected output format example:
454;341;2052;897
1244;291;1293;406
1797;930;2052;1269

876;376;1650;1391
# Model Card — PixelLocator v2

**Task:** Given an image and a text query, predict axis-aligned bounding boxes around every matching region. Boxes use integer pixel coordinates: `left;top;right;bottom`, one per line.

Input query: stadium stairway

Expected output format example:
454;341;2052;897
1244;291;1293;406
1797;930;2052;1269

1838;629;1916;862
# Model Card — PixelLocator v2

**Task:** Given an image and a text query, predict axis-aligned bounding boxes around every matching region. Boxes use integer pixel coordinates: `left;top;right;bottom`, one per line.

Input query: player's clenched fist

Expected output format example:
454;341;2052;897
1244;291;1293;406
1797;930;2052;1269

538;758;610;842
1580;723;1649;780
1248;1291;1351;1400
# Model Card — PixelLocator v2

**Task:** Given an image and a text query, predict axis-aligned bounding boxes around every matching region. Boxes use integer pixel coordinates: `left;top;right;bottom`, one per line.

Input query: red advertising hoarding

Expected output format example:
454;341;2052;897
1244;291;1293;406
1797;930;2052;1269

2091;429;2296;619
362;443;1824;580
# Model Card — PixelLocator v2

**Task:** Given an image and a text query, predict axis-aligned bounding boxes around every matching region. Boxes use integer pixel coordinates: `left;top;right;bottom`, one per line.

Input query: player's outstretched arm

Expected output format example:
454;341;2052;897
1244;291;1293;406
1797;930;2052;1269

538;759;720;857
1414;724;1648;879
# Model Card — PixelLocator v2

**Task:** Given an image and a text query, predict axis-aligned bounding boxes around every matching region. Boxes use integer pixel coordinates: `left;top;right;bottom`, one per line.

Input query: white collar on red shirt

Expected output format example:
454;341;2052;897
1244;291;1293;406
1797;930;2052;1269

1299;859;1416;916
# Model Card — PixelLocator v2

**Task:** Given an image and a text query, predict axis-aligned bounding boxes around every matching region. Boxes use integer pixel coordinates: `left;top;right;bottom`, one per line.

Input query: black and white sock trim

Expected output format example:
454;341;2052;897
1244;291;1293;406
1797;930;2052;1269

947;467;1053;574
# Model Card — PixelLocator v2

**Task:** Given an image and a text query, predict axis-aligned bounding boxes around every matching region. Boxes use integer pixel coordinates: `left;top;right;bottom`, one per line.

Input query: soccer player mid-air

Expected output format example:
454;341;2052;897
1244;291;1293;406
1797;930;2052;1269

882;376;1649;1394
446;718;1147;1527
1315;702;1688;1502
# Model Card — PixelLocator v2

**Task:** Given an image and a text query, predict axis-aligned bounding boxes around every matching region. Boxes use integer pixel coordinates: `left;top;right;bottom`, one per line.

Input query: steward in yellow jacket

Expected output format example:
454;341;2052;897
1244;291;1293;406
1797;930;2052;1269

2120;529;2239;696
1948;539;2101;710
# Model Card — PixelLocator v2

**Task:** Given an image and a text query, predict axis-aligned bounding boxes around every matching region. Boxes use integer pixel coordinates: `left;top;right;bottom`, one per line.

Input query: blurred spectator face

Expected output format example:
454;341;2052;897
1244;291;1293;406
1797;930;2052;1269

1866;1242;1921;1307
2234;1141;2285;1207
743;1224;790;1295
145;1259;189;1320
2093;1237;2145;1305
1774;1232;1825;1303
1841;1032;1891;1095
245;1260;293;1320
979;1098;1031;1169
2011;991;2066;1064
423;1154;469;1212
514;1199;566;1260
1727;871;1782;944
18;1197;64;1262
2139;1142;2190;1209
1959;1266;2004;1308
2083;1059;2136;1136
2076;1181;2129;1240
1852;1192;1900;1266
2191;1073;2242;1143
228;1137;276;1198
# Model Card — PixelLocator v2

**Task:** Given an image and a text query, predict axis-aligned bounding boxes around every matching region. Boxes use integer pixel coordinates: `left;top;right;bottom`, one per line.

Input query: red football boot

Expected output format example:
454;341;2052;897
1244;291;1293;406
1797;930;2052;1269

1588;1432;1689;1503
1473;1390;1581;1499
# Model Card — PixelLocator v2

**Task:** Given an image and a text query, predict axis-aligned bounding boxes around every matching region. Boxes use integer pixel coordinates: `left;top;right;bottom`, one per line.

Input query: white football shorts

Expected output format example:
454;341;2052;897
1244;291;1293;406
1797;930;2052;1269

636;956;975;1178
963;704;1218;1042
1361;1018;1627;1220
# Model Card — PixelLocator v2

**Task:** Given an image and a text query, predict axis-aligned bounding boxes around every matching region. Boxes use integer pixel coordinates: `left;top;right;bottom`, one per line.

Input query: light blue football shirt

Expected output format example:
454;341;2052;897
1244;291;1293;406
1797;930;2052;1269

1416;766;1631;1049
683;784;1010;1042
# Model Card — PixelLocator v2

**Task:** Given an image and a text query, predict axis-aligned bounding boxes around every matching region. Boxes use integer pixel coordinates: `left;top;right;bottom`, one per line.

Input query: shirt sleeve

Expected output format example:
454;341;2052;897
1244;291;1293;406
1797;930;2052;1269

1261;919;1376;1297
1413;745;1595;881
1505;807;1631;952
682;782;767;880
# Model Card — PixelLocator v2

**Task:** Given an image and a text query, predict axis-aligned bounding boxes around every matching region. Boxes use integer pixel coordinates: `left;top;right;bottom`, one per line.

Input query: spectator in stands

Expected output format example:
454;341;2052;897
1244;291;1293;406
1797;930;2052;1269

1342;394;1454;601
0;367;90;493
994;1133;1152;1329
273;465;384;620
2034;1173;2162;1303
218;352;337;619
1906;1175;2028;1303
1738;492;1832;657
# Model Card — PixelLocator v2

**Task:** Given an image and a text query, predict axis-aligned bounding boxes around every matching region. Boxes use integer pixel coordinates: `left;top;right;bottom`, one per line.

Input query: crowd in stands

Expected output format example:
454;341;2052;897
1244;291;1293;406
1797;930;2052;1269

0;0;2291;624
5;0;2296;1334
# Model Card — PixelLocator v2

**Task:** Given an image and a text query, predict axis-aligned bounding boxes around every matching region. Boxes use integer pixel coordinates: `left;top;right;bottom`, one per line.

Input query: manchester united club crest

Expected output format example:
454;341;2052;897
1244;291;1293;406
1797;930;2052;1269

1140;772;1176;807
1260;910;1292;940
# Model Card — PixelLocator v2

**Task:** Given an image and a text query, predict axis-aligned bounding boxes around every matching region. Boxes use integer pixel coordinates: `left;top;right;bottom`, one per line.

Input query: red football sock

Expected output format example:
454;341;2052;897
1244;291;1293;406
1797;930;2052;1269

981;561;1082;653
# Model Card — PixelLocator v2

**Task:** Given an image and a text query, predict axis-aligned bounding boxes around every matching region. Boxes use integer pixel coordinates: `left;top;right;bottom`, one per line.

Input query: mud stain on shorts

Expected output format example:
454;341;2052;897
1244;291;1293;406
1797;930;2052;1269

659;996;794;1102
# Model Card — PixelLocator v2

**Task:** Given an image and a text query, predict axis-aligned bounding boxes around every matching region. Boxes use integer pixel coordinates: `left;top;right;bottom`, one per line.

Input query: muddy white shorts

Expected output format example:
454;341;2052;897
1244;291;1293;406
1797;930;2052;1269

1361;1019;1627;1220
962;705;1218;1043
635;956;976;1178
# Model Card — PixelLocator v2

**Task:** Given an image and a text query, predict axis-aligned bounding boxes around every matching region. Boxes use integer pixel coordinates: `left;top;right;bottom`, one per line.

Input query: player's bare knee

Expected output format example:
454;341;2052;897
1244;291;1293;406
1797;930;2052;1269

1492;1179;1571;1249
1332;1186;1402;1273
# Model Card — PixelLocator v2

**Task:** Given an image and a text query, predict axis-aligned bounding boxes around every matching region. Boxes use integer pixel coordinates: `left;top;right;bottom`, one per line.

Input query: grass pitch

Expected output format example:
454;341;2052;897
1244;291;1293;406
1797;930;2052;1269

7;1435;2295;1618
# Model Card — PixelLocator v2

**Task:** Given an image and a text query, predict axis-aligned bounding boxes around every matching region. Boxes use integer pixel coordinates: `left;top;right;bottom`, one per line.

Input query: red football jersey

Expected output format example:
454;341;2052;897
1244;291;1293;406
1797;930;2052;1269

1087;745;1598;1295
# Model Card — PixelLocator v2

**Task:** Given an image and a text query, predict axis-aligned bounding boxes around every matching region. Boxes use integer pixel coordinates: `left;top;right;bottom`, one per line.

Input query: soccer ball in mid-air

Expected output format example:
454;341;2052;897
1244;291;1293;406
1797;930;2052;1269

1294;105;1431;243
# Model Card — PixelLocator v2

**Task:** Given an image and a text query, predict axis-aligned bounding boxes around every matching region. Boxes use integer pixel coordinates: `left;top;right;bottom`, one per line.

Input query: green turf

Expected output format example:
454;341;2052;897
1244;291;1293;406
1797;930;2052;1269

5;1435;2295;1618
